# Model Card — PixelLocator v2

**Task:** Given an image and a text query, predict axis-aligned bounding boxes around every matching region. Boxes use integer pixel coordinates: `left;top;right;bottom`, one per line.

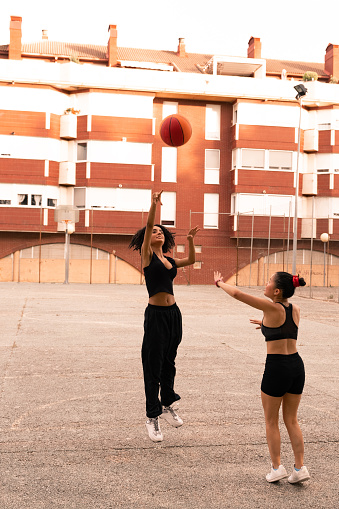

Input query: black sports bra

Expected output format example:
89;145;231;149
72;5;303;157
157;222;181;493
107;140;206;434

143;252;177;298
261;303;298;342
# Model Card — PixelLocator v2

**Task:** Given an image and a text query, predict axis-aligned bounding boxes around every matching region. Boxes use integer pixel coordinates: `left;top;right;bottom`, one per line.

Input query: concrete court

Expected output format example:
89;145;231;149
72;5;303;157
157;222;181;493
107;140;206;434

0;282;338;509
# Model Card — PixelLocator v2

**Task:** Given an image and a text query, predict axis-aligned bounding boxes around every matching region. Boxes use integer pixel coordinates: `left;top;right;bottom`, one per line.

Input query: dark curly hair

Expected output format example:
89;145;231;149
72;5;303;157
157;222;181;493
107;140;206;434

129;224;175;254
274;272;306;299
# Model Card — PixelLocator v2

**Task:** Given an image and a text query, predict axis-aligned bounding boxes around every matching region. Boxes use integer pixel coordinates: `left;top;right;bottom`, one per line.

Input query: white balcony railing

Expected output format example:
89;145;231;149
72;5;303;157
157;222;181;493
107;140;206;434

60;114;77;139
304;129;318;152
59;161;76;186
302;173;317;195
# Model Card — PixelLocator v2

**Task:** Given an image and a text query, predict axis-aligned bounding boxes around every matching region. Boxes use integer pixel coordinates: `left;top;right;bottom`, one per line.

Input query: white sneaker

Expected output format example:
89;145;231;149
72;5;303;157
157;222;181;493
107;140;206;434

160;405;183;427
266;465;288;482
288;466;310;484
145;417;163;442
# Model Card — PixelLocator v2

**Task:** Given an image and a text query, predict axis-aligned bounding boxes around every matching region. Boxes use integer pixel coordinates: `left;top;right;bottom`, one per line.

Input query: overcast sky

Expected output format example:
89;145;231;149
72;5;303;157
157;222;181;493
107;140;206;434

1;0;339;63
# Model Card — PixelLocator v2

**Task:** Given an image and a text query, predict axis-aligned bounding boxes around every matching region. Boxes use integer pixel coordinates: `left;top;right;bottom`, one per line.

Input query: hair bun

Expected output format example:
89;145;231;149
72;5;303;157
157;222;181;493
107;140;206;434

298;276;306;287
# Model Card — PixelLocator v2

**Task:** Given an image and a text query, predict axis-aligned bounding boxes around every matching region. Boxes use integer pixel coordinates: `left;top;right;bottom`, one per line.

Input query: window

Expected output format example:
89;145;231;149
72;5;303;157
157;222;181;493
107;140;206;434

47;198;57;207
18;194;28;206
0;200;11;205
161;147;177;182
232;150;237;169
205;104;221;140
160;192;176;227
235;193;294;216
74;188;86;208
89;140;152;165
115;188;150;212
318;123;331;131
316;154;330;173
163;101;178;118
31;195;42;206
231;195;236;215
195;245;202;253
77;142;87;161
205;149;220;184
203;193;219;229
193;261;202;269
241;149;265;169
269;151;292;170
176;245;185;253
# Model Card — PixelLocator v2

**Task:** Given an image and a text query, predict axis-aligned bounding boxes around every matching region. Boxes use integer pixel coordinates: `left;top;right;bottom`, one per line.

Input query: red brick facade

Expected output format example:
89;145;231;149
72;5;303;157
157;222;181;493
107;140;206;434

1;18;338;285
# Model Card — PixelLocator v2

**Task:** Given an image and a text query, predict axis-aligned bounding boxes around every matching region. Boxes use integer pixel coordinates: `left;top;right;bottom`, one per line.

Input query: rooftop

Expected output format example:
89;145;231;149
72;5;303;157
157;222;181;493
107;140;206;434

0;39;330;80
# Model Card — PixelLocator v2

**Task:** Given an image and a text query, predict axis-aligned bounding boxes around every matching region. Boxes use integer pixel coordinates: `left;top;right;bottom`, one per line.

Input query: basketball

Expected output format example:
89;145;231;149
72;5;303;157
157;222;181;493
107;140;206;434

160;114;192;147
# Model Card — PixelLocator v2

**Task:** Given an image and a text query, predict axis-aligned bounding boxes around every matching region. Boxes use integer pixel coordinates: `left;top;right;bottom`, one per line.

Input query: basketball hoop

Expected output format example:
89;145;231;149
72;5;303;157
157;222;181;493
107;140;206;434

54;205;79;233
63;219;75;234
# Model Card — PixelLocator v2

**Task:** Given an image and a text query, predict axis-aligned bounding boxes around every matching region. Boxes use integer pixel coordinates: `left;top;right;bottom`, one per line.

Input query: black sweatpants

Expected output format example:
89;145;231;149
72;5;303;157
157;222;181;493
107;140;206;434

142;303;182;418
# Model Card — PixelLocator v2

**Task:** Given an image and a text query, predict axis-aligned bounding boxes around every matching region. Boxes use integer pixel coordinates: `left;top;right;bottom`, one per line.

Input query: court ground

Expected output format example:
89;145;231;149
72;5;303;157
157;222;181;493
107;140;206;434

0;283;338;508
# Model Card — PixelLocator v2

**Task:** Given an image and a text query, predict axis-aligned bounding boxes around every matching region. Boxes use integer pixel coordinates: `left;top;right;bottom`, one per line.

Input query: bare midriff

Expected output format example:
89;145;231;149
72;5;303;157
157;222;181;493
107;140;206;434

266;337;298;355
149;292;176;306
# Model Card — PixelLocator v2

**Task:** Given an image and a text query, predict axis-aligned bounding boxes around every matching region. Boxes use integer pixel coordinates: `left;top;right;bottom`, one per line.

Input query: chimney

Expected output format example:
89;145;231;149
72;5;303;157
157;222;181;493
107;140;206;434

177;38;186;57
42;29;48;40
247;37;261;59
325;44;339;79
107;24;118;67
9;16;22;60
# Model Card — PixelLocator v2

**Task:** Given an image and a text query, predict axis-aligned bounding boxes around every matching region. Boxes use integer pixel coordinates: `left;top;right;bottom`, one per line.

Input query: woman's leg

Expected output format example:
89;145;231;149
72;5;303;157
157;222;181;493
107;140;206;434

142;306;164;418
282;393;304;469
160;305;182;407
261;391;283;468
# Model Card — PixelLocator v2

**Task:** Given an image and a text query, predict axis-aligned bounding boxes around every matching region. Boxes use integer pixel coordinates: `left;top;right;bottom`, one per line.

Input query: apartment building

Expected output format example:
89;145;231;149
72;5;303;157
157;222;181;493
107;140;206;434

0;16;338;284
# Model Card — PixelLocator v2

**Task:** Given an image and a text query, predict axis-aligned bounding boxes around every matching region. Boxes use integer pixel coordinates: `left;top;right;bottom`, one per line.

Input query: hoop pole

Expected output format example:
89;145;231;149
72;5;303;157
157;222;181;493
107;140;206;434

292;96;303;274
309;196;314;298
90;208;93;284
64;220;70;284
327;215;330;288
39;206;42;283
236;212;239;286
140;210;144;285
267;206;272;282
282;213;286;272
287;201;291;273
249;210;254;287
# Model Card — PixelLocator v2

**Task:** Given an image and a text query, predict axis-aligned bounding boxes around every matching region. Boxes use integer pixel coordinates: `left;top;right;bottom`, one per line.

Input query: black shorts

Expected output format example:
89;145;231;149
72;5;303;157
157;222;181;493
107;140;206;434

261;352;305;398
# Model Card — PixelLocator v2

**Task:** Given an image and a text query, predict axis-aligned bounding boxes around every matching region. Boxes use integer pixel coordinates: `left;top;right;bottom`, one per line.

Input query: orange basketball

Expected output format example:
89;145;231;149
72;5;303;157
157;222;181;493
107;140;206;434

160;114;192;147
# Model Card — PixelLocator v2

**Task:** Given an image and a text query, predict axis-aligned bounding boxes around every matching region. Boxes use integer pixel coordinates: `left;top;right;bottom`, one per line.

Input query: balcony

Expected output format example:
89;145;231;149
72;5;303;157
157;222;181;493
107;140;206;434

303;129;318;152
59;161;76;186
302;173;317;195
60;114;77;139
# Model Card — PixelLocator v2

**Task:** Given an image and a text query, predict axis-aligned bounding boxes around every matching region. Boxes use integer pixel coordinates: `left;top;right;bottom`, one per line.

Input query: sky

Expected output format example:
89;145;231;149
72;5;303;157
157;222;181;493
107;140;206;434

1;0;339;64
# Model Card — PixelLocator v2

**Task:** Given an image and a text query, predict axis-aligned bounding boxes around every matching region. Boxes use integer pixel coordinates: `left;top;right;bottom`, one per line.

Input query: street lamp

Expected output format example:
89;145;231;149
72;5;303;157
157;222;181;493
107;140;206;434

64;221;75;284
294;83;308;100
292;83;308;275
320;233;329;287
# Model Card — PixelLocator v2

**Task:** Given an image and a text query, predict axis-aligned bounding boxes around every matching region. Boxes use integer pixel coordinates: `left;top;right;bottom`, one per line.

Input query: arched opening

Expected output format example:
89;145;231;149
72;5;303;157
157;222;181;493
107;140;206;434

0;243;142;284
227;249;339;287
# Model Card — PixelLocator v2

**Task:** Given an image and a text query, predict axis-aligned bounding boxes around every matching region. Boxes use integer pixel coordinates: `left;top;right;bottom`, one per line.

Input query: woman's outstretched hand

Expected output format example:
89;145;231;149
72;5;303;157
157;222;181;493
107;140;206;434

187;226;200;240
249;318;262;329
152;190;163;205
214;271;224;286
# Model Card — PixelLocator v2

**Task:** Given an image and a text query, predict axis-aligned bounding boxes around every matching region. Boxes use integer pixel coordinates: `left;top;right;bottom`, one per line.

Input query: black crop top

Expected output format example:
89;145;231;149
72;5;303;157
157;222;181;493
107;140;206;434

144;252;177;298
261;303;298;342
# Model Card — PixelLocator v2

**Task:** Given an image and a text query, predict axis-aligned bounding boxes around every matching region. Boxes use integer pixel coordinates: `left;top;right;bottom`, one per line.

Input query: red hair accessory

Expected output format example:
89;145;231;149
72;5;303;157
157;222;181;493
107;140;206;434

292;275;300;288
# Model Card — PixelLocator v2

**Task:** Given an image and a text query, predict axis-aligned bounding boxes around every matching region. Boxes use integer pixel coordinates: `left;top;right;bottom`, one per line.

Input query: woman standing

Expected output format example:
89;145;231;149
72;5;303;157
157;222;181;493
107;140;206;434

129;191;199;442
213;270;310;484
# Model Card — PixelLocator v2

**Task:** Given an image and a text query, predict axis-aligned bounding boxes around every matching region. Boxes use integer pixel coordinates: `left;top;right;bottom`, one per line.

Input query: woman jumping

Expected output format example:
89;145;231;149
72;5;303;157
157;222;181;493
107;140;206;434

213;270;310;484
129;190;199;442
